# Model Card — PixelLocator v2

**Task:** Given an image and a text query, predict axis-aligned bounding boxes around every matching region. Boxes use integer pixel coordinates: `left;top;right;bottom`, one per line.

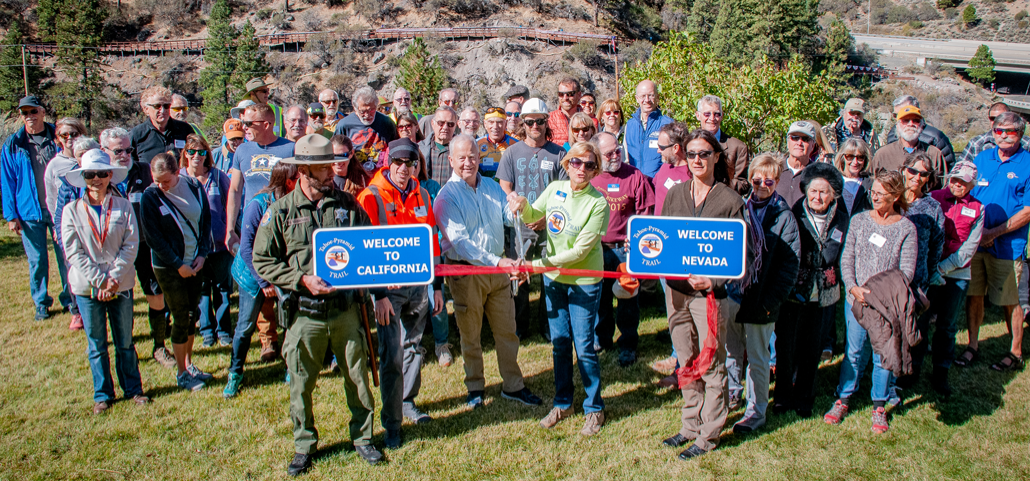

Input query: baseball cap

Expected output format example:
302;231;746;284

18;96;43;109
223;119;244;140
844;98;865;114
787;121;816;139
388;138;419;161
896;105;922;120
946;160;978;183
307;102;325;116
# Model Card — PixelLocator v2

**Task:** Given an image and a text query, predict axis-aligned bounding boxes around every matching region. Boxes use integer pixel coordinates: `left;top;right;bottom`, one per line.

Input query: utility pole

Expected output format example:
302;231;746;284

867;0;871;34
21;45;29;96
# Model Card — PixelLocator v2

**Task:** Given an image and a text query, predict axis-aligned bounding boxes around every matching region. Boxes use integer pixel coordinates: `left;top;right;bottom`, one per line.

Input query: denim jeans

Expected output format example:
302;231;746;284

544;277;604;413
229;288;273;375
914;277;968;370
198;251;234;343
595;245;639;352
76;292;143;403
427;283;450;346
21;215;71;310
835;300;893;402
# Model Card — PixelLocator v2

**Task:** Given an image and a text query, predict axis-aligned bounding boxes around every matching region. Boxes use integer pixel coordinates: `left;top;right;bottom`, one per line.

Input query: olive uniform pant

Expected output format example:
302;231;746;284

283;305;374;454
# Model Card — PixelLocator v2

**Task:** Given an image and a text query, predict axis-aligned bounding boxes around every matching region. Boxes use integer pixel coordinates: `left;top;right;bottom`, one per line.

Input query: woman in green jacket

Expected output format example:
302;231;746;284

508;141;610;437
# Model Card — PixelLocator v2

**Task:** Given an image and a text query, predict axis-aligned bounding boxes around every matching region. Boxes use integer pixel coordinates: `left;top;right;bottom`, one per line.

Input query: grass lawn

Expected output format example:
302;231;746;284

0;227;1028;480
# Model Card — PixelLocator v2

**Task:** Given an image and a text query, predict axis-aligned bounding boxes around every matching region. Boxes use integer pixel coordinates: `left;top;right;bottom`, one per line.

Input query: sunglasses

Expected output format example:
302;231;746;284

397;123;416;130
186;149;208;156
752;178;776;187
506;111;521;117
898;117;922;125
788;135;812;142
309;113;325;120
20;108;39;116
336;151;352;160
253;89;270;95
603;148;622;159
170;106;187;113
58;131;80;140
994;128;1022;136
686;150;714;160
568;158;597;171
436;120;456;128
109;147;134;155
905;166;931;178
579;100;596;106
657;143;675;151
242;120;269;128
320;99;338;104
83;171;111;180
391;158;418;168
571;126;593;133
523;118;547;127
147;103;172;111
844;154;866;162
602;110;620;116
486;107;506;115
557;91;579;98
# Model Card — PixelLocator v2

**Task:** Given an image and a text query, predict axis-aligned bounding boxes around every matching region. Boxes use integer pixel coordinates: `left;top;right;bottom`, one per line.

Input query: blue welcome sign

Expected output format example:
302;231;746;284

312;225;435;289
626;216;747;279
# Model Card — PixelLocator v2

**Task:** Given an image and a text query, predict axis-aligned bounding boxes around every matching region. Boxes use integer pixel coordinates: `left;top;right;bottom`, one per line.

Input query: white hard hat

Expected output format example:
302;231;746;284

521;98;549;116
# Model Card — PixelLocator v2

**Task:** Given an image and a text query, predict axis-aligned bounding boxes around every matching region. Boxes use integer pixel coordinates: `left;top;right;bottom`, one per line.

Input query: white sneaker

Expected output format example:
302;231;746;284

436;343;454;367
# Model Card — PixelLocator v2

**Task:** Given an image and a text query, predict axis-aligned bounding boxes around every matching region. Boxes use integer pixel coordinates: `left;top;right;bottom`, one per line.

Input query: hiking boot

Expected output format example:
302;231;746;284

871;407;889;433
177;371;205;392
435;343;454;367
68;314;83;331
402;402;432;424
384;430;402;449
34;305;49;321
618;350;637;367
260;341;278;362
823;399;849;425
580;411;605;436
651;355;678;374
92;401;109;415
355;445;383;465
502;387;543;406
539;406;573;429
187;364;213;382
287;453;312;477
131;394;151;405
153;347;176;369
466;390;485;409
663;433;692;447
223;372;243;399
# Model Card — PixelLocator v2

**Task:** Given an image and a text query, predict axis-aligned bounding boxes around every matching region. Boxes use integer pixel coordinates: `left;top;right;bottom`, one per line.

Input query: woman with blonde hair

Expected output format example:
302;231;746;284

833;137;875;217
598;99;624;141
807;119;835;163
563;112;597;151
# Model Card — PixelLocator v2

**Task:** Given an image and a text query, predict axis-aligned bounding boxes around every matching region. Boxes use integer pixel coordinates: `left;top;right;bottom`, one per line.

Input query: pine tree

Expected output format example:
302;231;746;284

0;20;51;114
707;0;820;67
395;38;448;115
686;0;721;43
822;16;854;95
232;21;269;98
962;5;978;26
709;0;753;65
199;0;236;130
967;44;996;86
38;0;108;127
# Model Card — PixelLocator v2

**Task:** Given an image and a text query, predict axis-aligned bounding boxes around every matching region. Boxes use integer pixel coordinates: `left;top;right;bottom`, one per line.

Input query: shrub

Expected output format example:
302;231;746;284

936;0;960;7
914;2;941;20
1016;10;1028;21
564;41;608;70
944;7;959;19
910;20;925;29
254;8;273;20
1020;20;1029;29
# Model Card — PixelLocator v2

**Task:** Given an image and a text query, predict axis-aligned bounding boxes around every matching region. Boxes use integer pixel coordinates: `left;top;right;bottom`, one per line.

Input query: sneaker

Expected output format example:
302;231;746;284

223;372;243;399
327;359;340;374
539;406;573;429
177;371;205;392
202;338;216;348
502;387;543;406
466;390;485;409
218;337;232;347
824;399;849;425
260;342;278;362
187;364;213;382
68;314;83;331
92;401;109;415
871;407;889;433
678;444;708;460
580;411;604;436
152;347;177;369
131;394;151;405
727;393;743;411
820;349;833;363
662;433;692;447
34;305;49;321
355;445;383;465
651;356;678;374
286;453;312;477
732;415;765;434
618;350;637;367
436;343;454;367
402;402;432;424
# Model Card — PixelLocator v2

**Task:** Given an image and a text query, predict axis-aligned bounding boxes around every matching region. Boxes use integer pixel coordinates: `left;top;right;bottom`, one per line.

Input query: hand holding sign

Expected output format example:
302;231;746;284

302;275;334;296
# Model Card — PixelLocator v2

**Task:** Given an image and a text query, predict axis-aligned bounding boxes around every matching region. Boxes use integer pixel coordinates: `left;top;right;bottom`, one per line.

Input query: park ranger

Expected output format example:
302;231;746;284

252;134;384;476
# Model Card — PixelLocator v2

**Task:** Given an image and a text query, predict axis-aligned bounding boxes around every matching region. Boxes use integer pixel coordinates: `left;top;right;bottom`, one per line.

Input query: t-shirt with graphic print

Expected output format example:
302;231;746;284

232;137;295;206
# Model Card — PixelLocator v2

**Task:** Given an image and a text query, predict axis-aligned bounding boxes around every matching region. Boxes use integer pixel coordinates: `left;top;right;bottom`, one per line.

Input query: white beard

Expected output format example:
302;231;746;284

359;115;374;126
899;125;922;143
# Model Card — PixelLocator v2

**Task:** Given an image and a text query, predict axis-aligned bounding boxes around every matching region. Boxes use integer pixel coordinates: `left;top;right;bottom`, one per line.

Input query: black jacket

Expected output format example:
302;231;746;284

736;194;801;324
131;118;195;164
885;123;954;169
845;176;873;218
789;197;850;307
139;176;212;269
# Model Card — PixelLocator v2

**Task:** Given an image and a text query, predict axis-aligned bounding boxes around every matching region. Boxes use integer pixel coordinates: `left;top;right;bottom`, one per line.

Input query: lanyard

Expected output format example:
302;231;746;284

82;196;113;246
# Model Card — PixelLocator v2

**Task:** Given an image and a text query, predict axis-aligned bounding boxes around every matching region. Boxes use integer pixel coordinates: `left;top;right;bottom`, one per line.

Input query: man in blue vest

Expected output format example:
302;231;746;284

624;80;674;178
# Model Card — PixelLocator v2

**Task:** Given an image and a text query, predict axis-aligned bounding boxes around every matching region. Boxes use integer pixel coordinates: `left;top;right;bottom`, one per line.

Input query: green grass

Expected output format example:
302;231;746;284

0;226;1028;480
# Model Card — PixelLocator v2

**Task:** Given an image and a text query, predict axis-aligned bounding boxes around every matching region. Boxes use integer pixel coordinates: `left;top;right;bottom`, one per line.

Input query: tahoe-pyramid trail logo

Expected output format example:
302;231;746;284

638;233;663;259
547;211;566;235
325;245;350;271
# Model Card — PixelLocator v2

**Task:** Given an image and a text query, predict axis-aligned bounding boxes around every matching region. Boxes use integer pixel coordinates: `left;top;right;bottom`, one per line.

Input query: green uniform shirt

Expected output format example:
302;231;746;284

253;187;371;294
522;180;609;285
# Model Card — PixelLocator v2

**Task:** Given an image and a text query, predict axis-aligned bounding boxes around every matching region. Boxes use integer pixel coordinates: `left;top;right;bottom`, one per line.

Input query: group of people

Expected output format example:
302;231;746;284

2;74;1028;475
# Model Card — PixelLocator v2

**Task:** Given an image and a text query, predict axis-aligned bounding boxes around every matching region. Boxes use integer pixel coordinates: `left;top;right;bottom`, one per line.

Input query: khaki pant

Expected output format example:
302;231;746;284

665;288;729;452
257;300;279;350
447;273;525;393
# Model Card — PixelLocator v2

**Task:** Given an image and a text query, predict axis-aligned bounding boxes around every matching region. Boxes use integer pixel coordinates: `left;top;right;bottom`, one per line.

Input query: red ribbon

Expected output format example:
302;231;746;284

675;291;719;388
434;263;681;280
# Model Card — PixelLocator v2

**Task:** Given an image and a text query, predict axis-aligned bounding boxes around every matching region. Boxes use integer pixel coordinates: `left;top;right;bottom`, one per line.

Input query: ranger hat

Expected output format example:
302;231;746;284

243;78;273;98
280;134;342;164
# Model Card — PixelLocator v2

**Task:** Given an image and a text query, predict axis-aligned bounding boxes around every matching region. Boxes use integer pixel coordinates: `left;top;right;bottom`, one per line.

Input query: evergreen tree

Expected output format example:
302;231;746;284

962;5;978;26
232;21;269;99
707;0;819;67
709;0;753;65
38;0;108;127
967;44;996;86
395;38;448;115
199;0;236;130
822;16;854;95
686;0;720;43
0;20;51;114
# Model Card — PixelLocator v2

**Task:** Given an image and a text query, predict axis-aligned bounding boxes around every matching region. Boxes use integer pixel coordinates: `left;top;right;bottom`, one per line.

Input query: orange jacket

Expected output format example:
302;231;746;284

357;169;441;256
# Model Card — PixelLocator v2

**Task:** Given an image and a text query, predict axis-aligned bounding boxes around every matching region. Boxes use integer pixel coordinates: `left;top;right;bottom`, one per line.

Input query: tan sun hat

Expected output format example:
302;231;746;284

242;78;273;99
279;134;344;164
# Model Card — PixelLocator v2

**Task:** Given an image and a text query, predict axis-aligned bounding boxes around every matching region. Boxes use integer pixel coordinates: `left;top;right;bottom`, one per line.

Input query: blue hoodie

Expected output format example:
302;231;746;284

624;108;674;178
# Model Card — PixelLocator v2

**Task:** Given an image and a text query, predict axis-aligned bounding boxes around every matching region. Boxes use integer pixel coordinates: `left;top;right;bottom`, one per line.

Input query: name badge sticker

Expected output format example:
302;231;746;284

663;177;678;190
554;190;568;203
413;206;428;217
541;160;554;170
129;193;142;203
648;139;659;149
978;180;989;186
869;233;886;248
961;206;977;218
174;140;186;149
607;184;620;192
831;229;843;242
159;206;171;216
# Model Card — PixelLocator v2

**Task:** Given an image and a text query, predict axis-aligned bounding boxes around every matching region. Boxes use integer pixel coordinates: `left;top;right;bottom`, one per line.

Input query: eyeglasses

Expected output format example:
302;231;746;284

506;111;520;118
905;166;931;178
602;148;621;159
870;190;892;199
523;118;546;127
752;178;776;187
83;171;111;180
58;131;80;140
391;158;418;168
844;154;867;162
320;99;338;104
571;126;593;134
170;106;187;113
186;149;208;156
686;150;714;160
436;120;456;128
898;117;922;125
567;158;597;170
397;123;416;130
788;135;812;143
700;111;723;118
394;97;410;103
557;90;579;98
106;147;134;155
602;110;620;117
994;127;1022;137
147;103;172;111
242;120;269;128
20;108;39;116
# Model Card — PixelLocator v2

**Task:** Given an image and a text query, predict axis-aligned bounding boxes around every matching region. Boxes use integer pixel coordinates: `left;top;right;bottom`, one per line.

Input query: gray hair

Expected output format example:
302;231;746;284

459;107;480;119
286;105;307;117
318;88;339;100
72;136;101;157
171;94;188;105
697;95;723;111
352;86;377;107
99;127;131;147
449;134;477;155
892;95;920;109
439;88;458;101
434;106;457;118
993;111;1027;134
393;87;409;97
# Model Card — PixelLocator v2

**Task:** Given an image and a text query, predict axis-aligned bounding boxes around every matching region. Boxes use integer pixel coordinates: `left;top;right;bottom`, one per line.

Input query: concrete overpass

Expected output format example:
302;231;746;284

1003;97;1030;115
854;34;1030;74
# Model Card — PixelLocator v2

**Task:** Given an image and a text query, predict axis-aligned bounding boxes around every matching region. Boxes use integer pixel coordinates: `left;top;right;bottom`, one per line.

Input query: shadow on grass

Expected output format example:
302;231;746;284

0;232;26;260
